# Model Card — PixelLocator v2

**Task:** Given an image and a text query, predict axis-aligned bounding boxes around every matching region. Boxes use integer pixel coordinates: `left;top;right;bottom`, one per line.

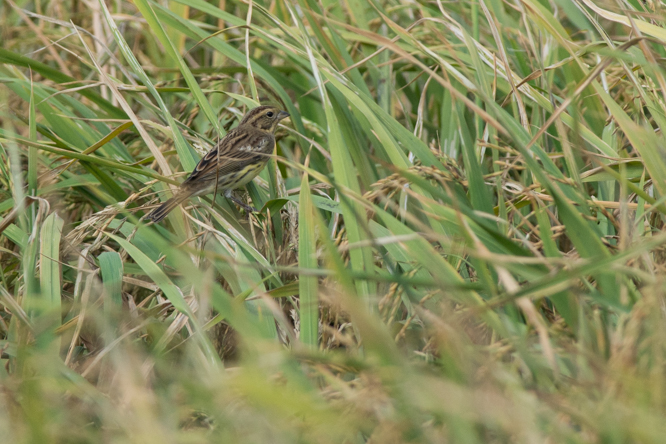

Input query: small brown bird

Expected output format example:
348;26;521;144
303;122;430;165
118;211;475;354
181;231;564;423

148;105;289;223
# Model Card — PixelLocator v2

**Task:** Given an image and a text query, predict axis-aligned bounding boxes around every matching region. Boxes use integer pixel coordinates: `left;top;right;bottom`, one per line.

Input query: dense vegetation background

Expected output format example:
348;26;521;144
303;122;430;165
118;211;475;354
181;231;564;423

2;0;666;441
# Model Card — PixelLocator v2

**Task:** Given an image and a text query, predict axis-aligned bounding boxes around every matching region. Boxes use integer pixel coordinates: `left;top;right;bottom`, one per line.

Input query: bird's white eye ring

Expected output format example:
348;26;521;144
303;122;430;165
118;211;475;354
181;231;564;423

266;111;274;117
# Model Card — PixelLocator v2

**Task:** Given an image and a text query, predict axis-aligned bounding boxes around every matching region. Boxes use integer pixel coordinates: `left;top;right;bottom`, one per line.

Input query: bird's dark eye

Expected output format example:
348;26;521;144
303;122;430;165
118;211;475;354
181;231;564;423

266;111;274;117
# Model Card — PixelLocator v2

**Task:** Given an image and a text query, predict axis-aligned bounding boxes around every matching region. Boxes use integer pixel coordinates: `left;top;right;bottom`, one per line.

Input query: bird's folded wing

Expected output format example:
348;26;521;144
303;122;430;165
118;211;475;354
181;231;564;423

183;130;272;185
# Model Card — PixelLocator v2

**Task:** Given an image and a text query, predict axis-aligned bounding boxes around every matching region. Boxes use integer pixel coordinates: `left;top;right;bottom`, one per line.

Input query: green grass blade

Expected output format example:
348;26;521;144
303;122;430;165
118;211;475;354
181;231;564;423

38;212;64;355
106;233;191;316
298;173;318;347
27;75;37;224
98;251;123;316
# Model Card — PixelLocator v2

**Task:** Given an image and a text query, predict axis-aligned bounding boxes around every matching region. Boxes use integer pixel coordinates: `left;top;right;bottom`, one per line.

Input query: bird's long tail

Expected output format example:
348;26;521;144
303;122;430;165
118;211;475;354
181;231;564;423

147;191;192;223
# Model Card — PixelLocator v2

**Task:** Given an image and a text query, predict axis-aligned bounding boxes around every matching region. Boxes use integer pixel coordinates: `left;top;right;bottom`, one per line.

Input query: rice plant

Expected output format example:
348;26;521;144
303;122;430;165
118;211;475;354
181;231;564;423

2;0;666;442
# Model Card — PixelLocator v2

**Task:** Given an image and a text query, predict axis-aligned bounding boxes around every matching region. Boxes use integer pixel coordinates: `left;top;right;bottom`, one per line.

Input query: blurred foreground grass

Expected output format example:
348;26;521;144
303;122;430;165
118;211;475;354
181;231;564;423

3;0;666;442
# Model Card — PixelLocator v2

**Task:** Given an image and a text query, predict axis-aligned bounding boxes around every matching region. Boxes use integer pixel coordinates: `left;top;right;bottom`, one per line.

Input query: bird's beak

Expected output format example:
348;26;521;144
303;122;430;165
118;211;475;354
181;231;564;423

277;110;290;120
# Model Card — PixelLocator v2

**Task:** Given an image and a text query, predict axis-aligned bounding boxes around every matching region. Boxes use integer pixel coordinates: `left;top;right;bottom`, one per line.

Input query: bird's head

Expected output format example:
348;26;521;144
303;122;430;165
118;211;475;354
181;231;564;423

240;105;290;132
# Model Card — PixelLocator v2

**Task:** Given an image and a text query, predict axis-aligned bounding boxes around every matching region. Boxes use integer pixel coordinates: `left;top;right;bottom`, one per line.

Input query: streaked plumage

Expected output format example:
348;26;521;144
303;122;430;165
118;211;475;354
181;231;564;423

148;105;289;223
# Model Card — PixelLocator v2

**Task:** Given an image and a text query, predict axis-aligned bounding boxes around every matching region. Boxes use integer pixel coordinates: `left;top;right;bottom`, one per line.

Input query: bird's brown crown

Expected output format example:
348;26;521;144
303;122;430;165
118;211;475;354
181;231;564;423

239;105;290;132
